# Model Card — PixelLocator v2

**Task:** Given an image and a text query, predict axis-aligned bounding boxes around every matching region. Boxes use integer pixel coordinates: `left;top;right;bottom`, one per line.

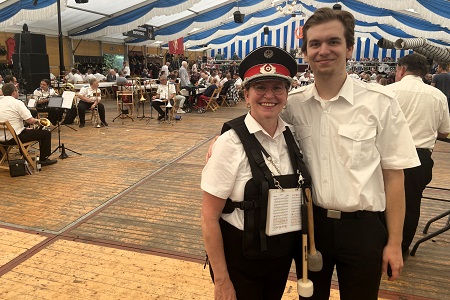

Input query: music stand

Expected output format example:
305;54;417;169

48;95;82;159
113;87;134;124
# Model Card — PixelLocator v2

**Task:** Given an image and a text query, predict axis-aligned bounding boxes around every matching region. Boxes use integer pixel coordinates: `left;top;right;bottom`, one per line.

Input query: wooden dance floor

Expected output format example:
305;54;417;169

0;100;449;299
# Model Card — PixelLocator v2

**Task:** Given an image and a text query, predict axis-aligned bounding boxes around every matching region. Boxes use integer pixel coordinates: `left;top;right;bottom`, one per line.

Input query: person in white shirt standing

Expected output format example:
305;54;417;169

283;8;419;299
385;54;450;259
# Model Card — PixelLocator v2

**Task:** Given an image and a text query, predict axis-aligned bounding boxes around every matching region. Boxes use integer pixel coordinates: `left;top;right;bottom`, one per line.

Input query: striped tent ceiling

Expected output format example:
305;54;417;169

0;0;449;50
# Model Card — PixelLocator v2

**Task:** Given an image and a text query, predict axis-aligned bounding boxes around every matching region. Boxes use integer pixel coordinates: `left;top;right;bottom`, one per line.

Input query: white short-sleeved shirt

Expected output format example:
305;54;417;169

156;84;176;100
79;86;101;102
384;75;450;149
0;96;32;141
33;87;57;98
283;76;420;212
201;113;295;230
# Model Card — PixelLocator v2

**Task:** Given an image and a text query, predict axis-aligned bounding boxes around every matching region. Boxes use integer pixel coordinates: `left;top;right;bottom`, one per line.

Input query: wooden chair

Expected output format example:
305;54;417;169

205;87;221;112
73;94;96;126
0;121;37;172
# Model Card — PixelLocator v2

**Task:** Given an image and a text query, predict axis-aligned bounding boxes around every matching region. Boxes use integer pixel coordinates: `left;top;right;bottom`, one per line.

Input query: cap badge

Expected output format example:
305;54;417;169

264;50;274;58
260;64;276;74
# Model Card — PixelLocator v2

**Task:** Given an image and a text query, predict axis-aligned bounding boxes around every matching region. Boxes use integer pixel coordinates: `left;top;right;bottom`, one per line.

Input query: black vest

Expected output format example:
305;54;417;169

221;114;311;259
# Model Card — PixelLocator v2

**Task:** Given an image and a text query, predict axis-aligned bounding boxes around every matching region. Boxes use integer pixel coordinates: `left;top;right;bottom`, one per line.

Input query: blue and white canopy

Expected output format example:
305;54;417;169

0;0;448;60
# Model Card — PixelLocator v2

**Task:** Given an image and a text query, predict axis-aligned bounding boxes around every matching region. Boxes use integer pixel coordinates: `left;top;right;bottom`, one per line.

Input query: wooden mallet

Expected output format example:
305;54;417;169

297;200;313;297
305;187;323;272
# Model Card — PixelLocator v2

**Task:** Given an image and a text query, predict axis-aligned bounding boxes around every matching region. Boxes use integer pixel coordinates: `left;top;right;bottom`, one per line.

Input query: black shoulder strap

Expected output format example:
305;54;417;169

221;115;272;183
283;127;312;188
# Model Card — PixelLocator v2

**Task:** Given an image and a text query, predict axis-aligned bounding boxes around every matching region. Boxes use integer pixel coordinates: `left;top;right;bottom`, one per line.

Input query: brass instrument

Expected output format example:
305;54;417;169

138;78;147;102
34;118;52;130
93;89;101;128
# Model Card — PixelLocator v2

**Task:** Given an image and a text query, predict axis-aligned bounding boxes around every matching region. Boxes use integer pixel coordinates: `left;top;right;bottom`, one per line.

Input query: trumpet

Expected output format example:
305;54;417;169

93;90;101;128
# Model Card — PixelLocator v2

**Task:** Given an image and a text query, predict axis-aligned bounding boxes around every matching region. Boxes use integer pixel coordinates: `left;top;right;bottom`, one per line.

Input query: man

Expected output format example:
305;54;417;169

77;78;108;128
151;75;176;121
168;74;186;114
283;8;419;299
122;61;130;78
228;61;238;77
385;54;450;259
161;62;170;78
431;63;450;110
93;70;106;82
106;69;117;82
179;61;191;88
84;68;96;82
0;83;57;166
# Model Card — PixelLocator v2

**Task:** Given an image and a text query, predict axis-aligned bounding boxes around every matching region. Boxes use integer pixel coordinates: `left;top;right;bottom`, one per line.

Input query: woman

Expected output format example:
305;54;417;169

201;46;310;300
33;79;59;125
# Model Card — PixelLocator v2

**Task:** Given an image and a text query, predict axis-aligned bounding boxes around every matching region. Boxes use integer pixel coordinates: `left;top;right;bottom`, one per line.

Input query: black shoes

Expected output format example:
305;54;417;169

40;158;58;166
157;115;166;121
102;122;108;127
79;123;85;128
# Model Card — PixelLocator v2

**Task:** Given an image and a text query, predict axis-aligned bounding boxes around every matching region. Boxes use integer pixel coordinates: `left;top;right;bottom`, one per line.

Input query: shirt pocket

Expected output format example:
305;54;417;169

338;125;376;167
295;125;313;161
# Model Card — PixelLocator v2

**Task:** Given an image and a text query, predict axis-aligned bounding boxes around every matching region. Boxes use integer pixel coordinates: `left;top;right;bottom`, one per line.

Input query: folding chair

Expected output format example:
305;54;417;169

0;121;37;172
205;88;221;112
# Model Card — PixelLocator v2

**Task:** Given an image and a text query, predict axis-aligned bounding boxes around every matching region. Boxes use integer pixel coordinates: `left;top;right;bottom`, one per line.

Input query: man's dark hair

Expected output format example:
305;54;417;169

439;63;448;71
397;54;428;78
4;75;14;84
2;83;16;96
301;7;355;54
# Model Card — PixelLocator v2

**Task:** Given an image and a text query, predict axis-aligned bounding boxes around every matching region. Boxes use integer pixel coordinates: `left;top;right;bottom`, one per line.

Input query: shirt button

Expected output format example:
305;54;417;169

323;179;328;183
322;155;327;160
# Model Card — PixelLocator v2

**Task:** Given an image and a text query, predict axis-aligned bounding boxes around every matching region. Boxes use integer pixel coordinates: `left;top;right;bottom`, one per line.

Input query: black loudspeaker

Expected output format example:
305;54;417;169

12;53;50;92
202;56;207;63
12;53;49;74
18;73;50;94
14;33;47;54
233;11;245;23
264;27;269;35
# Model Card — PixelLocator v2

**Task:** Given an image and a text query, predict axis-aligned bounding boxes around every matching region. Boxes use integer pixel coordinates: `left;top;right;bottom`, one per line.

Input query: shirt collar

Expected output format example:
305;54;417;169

401;74;423;82
244;112;287;139
311;75;354;105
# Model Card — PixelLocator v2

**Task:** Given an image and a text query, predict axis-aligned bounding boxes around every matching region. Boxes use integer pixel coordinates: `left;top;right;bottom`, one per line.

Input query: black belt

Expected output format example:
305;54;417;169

313;204;381;220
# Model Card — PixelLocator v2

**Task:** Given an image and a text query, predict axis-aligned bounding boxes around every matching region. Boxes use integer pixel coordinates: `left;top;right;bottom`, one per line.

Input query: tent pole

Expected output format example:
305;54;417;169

57;0;65;79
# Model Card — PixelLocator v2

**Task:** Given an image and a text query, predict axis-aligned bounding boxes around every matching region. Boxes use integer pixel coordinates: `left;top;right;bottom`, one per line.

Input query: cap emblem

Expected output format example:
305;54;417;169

264;49;274;58
260;64;276;74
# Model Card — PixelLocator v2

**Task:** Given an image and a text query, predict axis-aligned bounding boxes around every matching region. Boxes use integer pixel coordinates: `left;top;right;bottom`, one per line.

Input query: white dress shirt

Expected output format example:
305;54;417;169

33;87;57;98
201;113;295;230
155;83;176;100
0;96;32;141
384;75;450;149
78;86;101;102
283;76;420;212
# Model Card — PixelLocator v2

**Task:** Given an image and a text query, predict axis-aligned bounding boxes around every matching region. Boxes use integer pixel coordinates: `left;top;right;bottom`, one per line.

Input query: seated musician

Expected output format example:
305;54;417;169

0;83;57;166
151;75;175;121
33;79;59;125
77;78;108;128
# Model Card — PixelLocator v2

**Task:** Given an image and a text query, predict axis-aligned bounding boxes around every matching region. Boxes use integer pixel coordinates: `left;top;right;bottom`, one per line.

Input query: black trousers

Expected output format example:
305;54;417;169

77;101;106;125
151;100;173;117
402;149;433;252
18;128;52;159
301;207;387;300
211;220;293;300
